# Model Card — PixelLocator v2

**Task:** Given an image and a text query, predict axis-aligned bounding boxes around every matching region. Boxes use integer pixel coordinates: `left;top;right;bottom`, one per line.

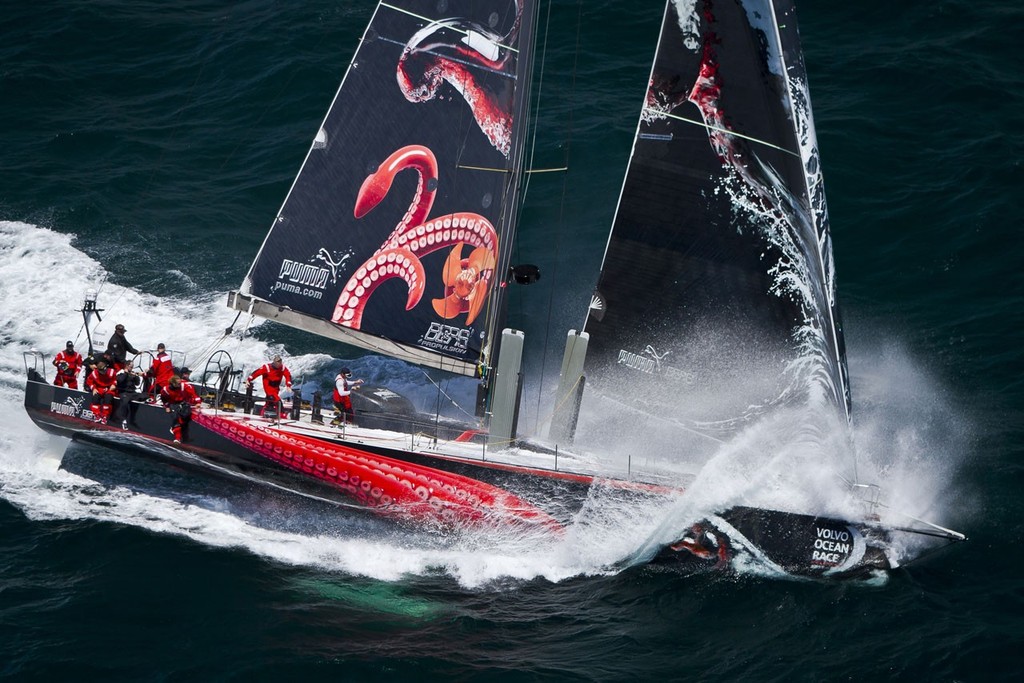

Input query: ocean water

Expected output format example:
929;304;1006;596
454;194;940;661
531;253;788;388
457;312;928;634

2;1;1022;680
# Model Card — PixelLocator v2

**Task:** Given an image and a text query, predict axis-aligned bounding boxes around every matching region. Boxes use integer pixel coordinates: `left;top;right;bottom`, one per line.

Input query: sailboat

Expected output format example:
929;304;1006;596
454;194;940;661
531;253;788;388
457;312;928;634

23;0;964;578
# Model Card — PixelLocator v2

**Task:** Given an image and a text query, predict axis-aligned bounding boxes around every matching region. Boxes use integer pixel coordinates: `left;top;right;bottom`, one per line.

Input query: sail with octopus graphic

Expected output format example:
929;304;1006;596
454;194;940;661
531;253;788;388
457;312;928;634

231;0;536;376
580;0;850;446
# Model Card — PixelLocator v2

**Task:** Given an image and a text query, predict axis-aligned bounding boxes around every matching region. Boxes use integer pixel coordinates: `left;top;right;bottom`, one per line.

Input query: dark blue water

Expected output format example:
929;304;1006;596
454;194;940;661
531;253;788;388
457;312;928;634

2;1;1022;680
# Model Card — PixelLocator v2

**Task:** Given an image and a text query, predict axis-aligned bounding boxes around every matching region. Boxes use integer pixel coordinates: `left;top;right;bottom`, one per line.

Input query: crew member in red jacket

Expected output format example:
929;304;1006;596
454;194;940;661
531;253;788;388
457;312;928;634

148;342;174;398
85;358;118;423
53;341;84;389
246;355;292;417
161;375;201;443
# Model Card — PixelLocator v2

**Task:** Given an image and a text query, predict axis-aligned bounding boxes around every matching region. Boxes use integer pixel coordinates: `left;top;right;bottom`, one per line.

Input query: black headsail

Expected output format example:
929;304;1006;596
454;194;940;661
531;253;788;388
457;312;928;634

231;0;536;377
582;0;850;447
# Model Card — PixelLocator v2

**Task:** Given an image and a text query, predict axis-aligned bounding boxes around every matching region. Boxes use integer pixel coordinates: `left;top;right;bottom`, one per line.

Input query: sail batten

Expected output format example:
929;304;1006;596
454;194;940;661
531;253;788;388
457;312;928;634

645;108;803;157
238;0;536;375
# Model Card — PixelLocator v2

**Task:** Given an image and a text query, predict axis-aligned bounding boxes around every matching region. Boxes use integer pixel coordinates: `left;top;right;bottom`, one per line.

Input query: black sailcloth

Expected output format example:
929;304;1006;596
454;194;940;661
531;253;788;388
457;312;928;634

583;0;849;437
237;0;535;376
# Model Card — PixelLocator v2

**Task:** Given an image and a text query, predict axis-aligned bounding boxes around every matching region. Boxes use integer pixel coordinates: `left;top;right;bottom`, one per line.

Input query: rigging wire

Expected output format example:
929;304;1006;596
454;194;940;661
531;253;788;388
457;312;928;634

417;367;477;422
429;38;480;423
519;0;553;206
186;317;244;371
873;501;967;542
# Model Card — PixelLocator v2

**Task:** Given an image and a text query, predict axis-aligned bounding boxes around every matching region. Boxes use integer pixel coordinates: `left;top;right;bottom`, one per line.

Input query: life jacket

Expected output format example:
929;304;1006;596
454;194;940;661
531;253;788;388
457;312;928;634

248;363;292;388
332;375;352;404
54;350;83;376
87;366;117;393
161;382;200;406
149;352;174;386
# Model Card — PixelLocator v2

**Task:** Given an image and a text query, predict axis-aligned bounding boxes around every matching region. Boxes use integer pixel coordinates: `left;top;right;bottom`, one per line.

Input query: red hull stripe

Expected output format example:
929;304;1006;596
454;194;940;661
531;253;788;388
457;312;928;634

194;413;562;533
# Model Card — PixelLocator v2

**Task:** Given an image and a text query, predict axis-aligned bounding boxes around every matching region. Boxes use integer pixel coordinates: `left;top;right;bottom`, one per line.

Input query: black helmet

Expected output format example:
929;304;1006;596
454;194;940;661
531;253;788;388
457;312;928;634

340;367;351;378
179;366;191;375
65;340;74;349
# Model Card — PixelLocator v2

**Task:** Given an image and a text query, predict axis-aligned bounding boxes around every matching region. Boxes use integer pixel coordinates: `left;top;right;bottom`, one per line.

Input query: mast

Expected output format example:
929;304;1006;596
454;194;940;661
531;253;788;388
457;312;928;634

480;0;540;366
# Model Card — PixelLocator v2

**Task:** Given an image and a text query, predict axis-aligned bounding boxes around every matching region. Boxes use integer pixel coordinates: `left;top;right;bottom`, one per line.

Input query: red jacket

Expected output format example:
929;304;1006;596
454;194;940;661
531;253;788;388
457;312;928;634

161;382;200;406
149;351;174;386
53;350;83;376
247;363;292;388
86;366;117;393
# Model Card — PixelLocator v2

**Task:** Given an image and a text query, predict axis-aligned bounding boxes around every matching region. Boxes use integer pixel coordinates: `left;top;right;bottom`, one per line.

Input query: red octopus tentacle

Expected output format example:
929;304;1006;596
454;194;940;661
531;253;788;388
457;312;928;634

354;145;438;240
396;14;521;158
398;55;512;157
389;211;498;262
332;248;425;329
339;142;501;327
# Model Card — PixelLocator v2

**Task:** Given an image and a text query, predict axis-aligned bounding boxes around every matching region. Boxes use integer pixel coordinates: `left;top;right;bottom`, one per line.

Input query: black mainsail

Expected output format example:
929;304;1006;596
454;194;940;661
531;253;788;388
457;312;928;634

231;0;536;377
583;0;850;442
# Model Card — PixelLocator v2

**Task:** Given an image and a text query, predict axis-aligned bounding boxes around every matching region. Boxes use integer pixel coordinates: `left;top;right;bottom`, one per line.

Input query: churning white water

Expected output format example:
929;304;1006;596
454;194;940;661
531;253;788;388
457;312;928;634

0;220;964;585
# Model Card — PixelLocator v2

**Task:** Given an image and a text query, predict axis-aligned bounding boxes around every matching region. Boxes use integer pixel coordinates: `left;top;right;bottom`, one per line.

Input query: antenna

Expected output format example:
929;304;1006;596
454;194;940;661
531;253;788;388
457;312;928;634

78;289;104;356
